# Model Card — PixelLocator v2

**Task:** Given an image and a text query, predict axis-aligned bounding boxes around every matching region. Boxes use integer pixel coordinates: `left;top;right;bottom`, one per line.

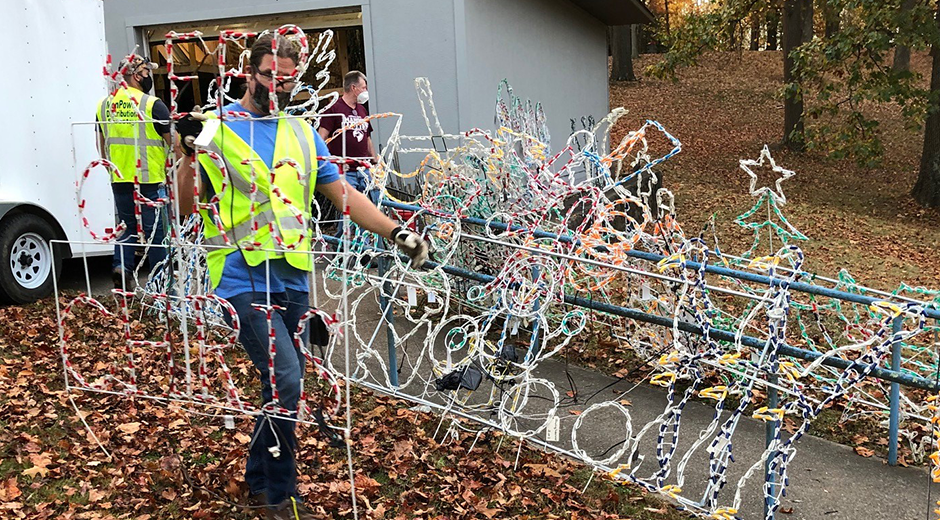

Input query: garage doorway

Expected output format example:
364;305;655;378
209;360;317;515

140;8;366;113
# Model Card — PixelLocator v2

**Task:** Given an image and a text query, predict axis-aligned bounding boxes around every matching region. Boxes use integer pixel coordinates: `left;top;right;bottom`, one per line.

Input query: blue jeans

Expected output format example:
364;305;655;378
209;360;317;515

334;168;381;245
112;183;168;274
225;289;309;506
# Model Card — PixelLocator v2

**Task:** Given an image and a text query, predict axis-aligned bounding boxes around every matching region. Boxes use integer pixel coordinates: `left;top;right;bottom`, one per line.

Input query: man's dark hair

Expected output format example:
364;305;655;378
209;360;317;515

249;33;300;71
344;70;367;92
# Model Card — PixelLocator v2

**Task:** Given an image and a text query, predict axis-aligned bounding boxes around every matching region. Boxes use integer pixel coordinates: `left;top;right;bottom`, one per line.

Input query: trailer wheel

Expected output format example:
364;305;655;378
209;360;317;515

0;214;62;304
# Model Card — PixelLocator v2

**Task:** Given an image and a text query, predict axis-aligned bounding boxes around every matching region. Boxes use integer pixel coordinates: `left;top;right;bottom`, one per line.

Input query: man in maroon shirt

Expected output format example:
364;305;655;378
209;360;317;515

318;71;380;254
318;70;377;196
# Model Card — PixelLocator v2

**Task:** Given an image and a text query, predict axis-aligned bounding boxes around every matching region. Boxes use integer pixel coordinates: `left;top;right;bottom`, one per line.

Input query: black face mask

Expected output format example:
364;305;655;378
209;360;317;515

138;74;153;94
250;76;291;115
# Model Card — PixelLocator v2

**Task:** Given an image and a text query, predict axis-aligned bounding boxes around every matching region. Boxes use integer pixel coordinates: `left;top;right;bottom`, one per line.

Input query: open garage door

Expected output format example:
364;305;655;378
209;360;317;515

140;8;366;112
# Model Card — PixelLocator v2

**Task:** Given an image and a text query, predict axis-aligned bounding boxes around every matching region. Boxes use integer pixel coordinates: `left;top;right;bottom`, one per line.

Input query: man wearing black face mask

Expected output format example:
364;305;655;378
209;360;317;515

96;56;171;289
174;32;429;520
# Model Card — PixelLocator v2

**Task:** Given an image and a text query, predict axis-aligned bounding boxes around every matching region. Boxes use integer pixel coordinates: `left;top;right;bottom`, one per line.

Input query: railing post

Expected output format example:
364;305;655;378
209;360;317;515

764;375;778;520
888;316;903;466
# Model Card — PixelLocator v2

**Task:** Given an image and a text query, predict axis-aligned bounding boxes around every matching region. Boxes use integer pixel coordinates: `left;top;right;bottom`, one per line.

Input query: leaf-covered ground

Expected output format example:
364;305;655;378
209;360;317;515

611;50;940;290
0;299;687;519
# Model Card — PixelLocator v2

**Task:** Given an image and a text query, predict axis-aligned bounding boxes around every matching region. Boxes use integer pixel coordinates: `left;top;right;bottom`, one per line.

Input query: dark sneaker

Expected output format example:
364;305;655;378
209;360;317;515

266;497;316;520
111;268;133;290
247;490;268;508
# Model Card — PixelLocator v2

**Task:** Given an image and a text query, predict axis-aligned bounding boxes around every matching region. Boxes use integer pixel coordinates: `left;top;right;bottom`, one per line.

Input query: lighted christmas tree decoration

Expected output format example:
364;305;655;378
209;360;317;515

734;144;807;258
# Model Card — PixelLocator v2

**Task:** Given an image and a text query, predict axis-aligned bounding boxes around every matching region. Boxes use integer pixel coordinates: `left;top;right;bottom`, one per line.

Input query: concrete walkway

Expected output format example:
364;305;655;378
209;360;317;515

533;361;940;520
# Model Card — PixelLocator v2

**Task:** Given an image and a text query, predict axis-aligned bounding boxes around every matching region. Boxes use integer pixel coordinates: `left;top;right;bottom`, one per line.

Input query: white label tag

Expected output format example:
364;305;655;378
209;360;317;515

224;415;235;430
407;286;417;306
427;291;437;303
641;282;651;301
511;319;520;336
194;118;221;148
707;435;731;455
546;415;560;442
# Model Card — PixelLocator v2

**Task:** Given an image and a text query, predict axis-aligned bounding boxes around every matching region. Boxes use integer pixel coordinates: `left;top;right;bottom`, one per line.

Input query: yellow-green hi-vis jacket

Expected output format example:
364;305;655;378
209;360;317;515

197;113;318;290
97;87;168;184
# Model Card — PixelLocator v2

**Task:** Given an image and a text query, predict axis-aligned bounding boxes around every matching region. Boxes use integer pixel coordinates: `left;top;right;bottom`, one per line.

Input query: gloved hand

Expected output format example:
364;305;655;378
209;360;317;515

390;226;429;268
176;110;207;155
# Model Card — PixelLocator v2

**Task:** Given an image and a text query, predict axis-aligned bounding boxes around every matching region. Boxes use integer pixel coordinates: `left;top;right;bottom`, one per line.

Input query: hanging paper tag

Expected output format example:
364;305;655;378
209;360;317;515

407;286;417;306
641;282;651;301
511;318;520;336
224;415;235;430
546;415;560;442
194;118;221;148
707;435;731;455
427;291;437;303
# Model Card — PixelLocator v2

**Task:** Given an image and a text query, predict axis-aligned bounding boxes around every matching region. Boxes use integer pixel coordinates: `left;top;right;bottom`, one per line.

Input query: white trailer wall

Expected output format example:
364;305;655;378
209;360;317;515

3;0;111;251
368;0;461;145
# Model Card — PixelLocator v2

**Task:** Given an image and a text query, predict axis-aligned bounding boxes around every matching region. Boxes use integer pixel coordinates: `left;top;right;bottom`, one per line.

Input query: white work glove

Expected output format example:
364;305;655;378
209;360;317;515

390;226;429;268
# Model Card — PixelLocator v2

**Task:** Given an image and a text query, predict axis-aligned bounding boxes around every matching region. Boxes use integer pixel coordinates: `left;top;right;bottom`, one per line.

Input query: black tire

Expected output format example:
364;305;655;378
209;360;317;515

0;213;62;304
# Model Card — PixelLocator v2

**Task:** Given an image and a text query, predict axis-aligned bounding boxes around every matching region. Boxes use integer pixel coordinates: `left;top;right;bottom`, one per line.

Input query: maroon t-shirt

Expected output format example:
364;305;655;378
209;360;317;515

319;99;373;159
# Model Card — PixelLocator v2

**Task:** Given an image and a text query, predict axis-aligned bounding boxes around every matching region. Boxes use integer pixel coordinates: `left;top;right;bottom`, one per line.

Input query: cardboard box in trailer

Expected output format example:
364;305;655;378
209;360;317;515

1;0;113;303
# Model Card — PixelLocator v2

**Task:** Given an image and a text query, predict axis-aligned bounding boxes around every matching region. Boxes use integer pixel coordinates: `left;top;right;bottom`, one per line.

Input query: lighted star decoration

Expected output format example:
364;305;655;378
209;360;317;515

733;145;806;258
739;144;795;205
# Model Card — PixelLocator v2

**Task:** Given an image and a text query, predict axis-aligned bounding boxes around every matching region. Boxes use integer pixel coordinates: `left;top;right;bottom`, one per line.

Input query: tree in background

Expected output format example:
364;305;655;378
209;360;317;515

823;0;840;38
751;12;762;50
894;0;916;73
610;26;638;81
782;0;805;149
793;0;936;163
767;7;780;50
647;0;808;149
801;0;814;44
644;0;940;207
914;2;940;207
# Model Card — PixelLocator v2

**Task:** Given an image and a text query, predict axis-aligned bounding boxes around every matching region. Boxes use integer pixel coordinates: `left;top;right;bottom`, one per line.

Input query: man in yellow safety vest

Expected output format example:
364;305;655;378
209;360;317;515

96;56;171;289
175;33;428;520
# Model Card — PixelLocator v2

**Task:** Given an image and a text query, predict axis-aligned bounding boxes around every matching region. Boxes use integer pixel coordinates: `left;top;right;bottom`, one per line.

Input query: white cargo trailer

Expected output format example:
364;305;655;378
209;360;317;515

1;0;113;303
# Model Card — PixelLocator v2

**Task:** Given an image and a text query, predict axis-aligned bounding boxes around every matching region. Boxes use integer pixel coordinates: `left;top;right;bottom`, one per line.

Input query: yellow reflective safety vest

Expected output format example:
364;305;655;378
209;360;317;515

197;113;318;290
97;87;169;184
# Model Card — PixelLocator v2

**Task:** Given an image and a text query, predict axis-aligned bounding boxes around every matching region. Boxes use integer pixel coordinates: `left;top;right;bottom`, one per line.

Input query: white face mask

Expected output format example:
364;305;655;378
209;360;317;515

356;90;369;105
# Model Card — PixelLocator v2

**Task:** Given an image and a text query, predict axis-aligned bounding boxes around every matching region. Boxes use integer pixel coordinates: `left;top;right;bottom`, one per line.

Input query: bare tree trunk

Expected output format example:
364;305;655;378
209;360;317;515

767;9;780;50
610;25;637;82
636;24;648;54
664;0;671;36
823;0;840;37
893;0;915;73
750;13;761;50
914;2;940;207
801;0;814;43
631;24;639;59
783;0;805;149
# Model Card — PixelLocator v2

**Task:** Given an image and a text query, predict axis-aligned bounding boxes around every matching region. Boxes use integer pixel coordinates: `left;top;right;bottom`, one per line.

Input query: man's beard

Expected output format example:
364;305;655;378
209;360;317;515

250;82;292;114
